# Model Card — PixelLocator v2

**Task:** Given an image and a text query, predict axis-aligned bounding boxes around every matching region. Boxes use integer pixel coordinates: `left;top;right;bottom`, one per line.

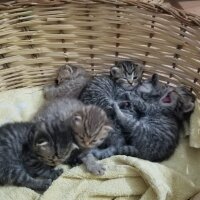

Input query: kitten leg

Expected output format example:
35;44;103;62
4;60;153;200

6;167;52;191
117;145;139;157
33;165;63;181
112;103;130;127
79;150;106;176
25;159;63;181
91;147;117;160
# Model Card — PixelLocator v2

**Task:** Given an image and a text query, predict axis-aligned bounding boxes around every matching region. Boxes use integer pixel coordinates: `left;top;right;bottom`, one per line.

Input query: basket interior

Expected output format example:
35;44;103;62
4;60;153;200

0;2;199;97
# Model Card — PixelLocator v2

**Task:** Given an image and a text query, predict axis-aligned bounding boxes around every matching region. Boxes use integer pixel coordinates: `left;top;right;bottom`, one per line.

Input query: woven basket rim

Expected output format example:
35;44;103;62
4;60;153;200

1;0;200;26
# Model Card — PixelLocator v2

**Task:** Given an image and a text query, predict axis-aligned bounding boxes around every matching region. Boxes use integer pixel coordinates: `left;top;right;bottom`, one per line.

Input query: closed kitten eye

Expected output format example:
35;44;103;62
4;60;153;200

36;139;49;146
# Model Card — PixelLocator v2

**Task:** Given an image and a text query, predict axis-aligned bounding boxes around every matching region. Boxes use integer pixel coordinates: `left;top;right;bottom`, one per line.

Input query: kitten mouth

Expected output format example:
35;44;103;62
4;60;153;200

161;94;171;103
161;91;175;103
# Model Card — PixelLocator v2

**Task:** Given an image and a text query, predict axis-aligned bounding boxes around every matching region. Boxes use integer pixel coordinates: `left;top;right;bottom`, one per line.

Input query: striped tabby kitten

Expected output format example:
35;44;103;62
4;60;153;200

0;121;76;191
92;74;195;161
112;75;195;161
80;60;144;117
44;64;90;100
34;98;112;175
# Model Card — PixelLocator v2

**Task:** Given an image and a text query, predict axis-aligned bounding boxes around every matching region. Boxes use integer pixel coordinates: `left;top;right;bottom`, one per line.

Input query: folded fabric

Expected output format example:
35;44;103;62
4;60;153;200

0;87;199;200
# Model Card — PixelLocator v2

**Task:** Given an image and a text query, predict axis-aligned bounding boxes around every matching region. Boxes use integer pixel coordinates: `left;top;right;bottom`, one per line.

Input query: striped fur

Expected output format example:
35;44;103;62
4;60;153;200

80;60;143;117
0;121;75;191
93;74;195;161
44;64;90;100
35;97;112;175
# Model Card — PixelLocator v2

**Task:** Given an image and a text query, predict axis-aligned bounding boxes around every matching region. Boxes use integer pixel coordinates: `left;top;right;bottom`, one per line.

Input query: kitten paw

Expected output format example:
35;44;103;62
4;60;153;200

50;168;63;180
87;163;106;176
37;179;52;191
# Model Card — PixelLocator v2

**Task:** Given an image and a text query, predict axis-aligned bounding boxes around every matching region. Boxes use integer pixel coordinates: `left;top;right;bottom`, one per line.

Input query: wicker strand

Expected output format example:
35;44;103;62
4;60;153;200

0;1;199;98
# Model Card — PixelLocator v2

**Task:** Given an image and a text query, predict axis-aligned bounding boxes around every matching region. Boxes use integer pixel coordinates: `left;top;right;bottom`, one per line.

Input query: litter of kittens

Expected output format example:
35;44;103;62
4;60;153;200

0;0;199;200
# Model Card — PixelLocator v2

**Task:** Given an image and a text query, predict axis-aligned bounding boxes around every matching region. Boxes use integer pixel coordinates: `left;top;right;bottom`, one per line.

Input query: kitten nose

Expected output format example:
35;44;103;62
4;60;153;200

127;79;133;84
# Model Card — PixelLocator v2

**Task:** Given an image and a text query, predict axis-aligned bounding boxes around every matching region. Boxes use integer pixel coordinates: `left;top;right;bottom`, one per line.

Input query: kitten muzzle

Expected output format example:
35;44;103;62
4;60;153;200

161;90;177;104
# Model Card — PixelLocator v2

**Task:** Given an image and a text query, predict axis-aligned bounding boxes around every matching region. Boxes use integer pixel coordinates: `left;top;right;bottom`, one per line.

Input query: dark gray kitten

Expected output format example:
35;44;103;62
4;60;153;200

93;74;195;162
0;121;76;191
80;60;144;117
114;75;194;161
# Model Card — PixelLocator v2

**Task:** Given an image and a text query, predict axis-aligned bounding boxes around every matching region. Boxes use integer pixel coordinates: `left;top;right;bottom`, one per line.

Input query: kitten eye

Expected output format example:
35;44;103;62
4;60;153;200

133;76;137;80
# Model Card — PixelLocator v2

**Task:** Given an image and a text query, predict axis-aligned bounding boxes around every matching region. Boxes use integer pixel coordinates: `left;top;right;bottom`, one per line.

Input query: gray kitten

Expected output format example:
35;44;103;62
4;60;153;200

79;60;144;159
44;64;90;100
0;121;76;191
34;98;112;175
93;74;195;161
80;59;144;117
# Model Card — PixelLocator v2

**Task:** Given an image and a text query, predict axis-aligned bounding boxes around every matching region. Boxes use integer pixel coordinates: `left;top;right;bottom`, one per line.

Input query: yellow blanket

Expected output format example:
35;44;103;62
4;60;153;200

0;87;199;200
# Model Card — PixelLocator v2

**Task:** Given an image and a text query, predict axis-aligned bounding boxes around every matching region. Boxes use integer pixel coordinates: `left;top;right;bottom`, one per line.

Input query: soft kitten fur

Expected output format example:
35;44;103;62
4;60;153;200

34;98;112;175
0;121;76;191
44;64;90;100
79;60;144;159
80;60;144;117
93;74;195;162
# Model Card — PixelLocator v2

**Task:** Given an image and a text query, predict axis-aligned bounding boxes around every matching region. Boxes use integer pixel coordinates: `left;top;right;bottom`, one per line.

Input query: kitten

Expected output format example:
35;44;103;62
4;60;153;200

112;76;195;161
44;64;90;100
34;98;112;175
92;74;195;161
0;121;76;191
80;59;144;117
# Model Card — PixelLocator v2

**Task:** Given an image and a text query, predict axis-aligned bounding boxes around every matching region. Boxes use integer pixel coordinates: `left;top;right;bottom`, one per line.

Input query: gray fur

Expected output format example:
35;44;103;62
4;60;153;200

44;64;90;100
93;74;195;162
0;121;75;191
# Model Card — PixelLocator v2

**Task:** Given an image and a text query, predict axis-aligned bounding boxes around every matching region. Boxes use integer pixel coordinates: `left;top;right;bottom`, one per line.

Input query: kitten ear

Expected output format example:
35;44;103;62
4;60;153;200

71;143;79;150
151;74;159;85
183;102;195;113
110;67;120;77
103;125;113;133
72;114;82;126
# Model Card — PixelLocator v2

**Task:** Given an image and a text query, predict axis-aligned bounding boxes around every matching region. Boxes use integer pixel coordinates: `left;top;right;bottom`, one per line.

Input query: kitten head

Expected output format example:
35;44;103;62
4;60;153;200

159;86;196;119
110;60;144;90
176;86;196;115
56;64;87;84
137;74;168;102
32;121;78;166
70;105;112;149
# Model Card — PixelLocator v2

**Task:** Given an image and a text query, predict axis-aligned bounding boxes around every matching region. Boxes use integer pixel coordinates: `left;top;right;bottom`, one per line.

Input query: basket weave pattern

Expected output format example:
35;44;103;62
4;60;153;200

0;1;199;97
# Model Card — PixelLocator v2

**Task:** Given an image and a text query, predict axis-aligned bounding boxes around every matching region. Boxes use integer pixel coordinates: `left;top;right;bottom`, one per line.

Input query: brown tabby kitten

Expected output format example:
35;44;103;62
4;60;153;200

34;98;112;175
44;64;90;100
70;105;112;175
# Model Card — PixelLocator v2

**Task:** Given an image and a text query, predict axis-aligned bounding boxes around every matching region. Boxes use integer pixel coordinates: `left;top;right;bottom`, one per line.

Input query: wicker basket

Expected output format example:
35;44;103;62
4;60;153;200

0;0;199;98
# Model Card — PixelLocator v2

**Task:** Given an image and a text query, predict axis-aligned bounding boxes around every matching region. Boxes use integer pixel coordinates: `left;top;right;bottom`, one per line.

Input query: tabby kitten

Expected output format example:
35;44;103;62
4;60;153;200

92;74;195;161
44;64;90;100
0;121;76;191
80;59;144;117
34;98;112;175
111;76;195;162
